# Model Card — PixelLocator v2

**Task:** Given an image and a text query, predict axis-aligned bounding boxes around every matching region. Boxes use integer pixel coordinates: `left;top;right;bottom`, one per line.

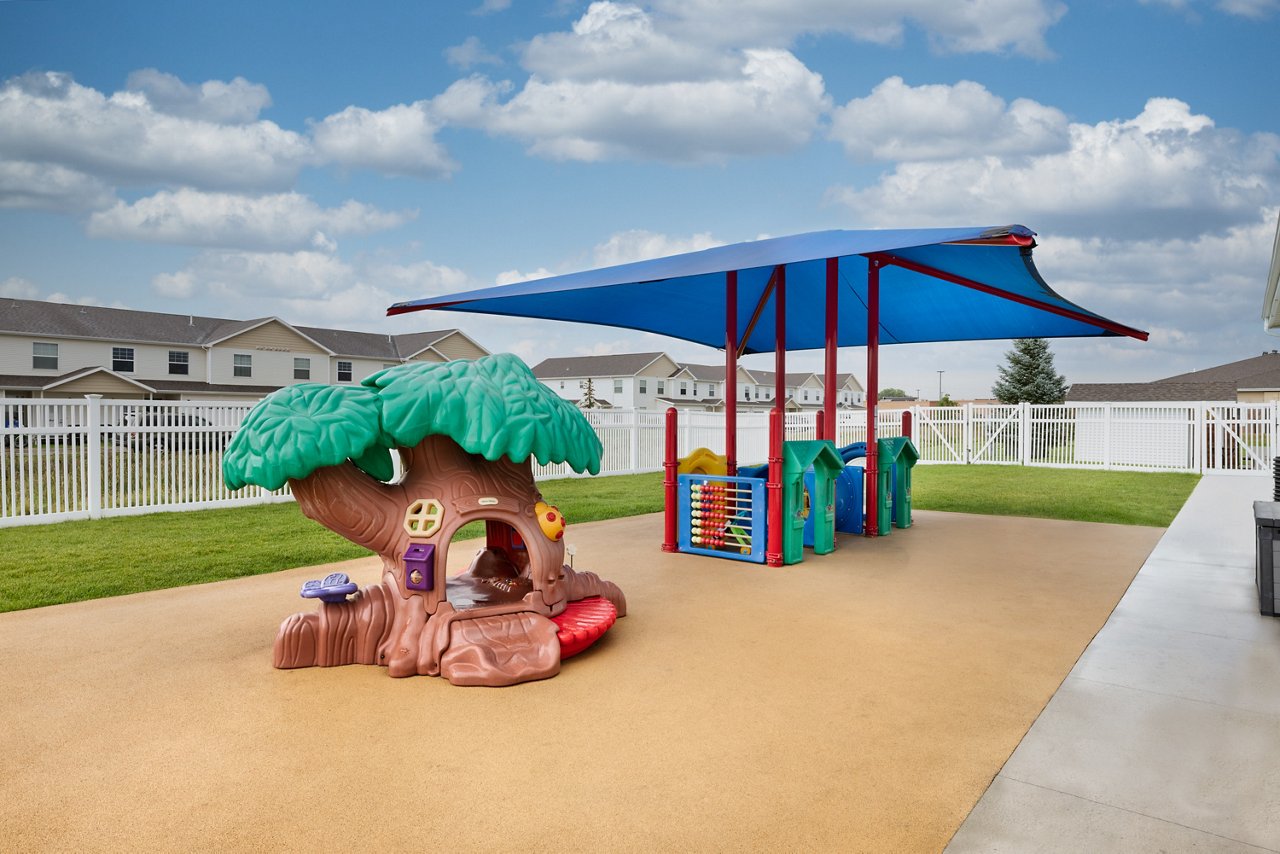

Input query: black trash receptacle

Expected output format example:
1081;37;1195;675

1253;501;1280;617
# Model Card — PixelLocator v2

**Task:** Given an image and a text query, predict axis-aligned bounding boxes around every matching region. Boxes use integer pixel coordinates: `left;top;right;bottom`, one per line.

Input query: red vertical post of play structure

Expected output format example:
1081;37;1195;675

725;270;738;477
767;265;786;567
767;409;783;566
815;410;824;441
824;256;838;444
663;406;678;552
865;258;881;538
902;409;913;440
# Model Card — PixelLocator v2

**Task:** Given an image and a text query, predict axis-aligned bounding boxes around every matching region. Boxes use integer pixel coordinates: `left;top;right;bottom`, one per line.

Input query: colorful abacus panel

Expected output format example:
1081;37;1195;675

676;474;767;563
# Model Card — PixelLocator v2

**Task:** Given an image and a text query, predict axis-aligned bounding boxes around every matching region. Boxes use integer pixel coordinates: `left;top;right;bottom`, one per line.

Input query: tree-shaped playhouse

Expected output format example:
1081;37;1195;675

223;354;626;687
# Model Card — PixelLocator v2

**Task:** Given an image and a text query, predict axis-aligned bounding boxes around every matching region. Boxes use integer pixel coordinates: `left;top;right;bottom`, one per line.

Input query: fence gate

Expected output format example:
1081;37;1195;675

969;404;1021;465
1203;404;1275;474
911;406;966;464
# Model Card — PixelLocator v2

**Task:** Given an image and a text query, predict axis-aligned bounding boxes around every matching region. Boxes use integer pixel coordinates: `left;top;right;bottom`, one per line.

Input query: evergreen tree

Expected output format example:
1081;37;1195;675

578;378;600;409
992;338;1068;404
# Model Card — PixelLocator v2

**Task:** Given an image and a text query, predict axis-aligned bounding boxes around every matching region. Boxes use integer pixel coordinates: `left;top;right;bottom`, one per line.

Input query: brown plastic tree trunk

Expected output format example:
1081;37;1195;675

273;434;625;686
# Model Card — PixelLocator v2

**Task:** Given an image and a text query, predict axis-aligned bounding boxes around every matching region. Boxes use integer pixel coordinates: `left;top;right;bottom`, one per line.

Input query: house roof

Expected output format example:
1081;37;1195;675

744;369;817;386
531;352;669;379
0;298;471;361
0;370;282;397
297;326;453;361
675;363;727;381
1157;352;1280;385
1066;382;1238;402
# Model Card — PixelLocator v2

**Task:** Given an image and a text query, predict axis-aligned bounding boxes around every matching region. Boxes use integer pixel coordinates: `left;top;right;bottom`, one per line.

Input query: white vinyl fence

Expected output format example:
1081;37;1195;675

2;397;1274;528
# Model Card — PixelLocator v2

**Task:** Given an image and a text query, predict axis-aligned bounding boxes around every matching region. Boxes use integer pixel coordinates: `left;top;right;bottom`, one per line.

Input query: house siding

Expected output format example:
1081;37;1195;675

330;358;391;385
216;322;328;354
429;333;487;362
0;336;106;376
50;374;147;397
212;322;328;386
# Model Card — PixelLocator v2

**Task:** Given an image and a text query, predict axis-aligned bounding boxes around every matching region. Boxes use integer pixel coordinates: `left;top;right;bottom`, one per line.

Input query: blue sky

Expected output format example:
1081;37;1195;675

2;0;1278;398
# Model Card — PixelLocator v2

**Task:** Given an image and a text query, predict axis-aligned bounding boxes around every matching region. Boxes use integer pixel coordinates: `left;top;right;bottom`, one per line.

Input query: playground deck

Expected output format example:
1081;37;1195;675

0;511;1161;852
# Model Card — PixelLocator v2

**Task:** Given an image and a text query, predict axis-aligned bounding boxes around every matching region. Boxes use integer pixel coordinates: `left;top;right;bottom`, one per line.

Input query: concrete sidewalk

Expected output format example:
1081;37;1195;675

947;475;1280;853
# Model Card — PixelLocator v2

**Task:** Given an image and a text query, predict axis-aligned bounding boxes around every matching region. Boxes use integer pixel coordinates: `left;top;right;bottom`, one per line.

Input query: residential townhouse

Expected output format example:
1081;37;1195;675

0;297;489;400
533;352;683;409
530;352;865;411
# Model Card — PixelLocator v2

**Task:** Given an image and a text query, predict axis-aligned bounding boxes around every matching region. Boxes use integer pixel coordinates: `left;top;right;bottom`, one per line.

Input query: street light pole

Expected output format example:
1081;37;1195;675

937;370;945;403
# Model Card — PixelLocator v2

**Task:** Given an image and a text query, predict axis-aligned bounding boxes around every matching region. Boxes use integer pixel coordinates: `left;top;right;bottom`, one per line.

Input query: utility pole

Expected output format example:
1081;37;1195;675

936;370;945;403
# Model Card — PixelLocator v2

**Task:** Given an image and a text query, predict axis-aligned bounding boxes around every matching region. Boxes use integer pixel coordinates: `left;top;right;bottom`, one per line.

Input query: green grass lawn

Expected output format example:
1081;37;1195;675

0;466;1198;612
911;465;1199;527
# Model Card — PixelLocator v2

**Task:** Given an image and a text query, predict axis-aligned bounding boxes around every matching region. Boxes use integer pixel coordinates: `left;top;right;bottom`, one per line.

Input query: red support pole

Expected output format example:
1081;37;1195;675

775;265;787;409
865;259;881;538
725;270;738;476
663;406;679;552
767;264;786;567
902;409;913;440
815;410;824;441
767;408;784;567
824;256;838;444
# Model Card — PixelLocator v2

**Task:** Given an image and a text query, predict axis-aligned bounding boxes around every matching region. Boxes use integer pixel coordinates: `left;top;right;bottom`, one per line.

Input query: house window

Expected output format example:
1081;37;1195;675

614;379;623;394
709;383;717;397
560;381;566;389
233;354;252;378
32;342;58;370
168;351;189;375
639;379;647;394
657;381;665;394
802;390;809;402
294;358;311;380
680;382;688;396
338;361;353;382
112;347;134;373
744;387;751;400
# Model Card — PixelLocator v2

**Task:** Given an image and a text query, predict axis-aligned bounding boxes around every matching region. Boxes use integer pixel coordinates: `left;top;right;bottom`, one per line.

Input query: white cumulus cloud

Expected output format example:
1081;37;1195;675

124;68;272;124
88;189;415;250
522;2;736;83
0;71;311;199
152;250;357;301
830;98;1280;239
445;36;503;69
311;102;457;178
0;276;40;299
152;250;474;333
433;48;829;163
830;77;1070;161
655;0;1067;57
0;160;115;211
591;229;723;266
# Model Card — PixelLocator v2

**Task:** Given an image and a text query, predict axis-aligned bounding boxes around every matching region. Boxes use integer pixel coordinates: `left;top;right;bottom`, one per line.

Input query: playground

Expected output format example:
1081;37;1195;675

0;509;1161;852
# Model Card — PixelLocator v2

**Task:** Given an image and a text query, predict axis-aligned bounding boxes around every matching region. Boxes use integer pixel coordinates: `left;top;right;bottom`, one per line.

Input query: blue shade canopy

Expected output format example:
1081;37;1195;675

388;226;1148;353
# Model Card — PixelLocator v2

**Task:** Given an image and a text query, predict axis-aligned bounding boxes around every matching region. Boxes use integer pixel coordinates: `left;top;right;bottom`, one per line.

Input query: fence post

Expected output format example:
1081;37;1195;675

85;394;103;520
1195;403;1204;473
1019;402;1031;466
963;402;972;464
1104;403;1113;470
630;408;640;474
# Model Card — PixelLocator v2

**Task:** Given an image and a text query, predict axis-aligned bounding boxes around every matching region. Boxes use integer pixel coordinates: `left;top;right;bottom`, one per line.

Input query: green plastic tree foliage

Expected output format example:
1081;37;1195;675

992;338;1068;404
223;354;603;492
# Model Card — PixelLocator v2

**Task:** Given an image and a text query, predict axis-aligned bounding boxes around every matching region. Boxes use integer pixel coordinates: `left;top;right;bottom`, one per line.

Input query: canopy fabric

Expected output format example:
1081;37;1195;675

388;226;1148;353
